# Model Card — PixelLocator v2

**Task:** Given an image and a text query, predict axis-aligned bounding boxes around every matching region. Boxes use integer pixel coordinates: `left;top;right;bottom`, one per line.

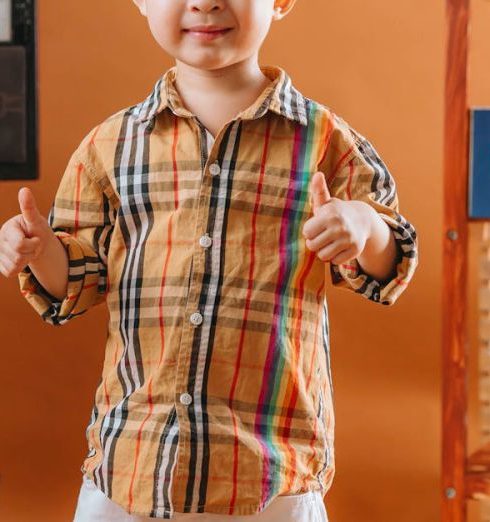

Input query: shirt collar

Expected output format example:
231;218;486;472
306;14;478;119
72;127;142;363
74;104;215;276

133;64;308;127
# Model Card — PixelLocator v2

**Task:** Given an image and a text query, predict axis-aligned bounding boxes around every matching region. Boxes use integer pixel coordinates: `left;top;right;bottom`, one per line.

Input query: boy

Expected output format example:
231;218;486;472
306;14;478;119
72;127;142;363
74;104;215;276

0;0;418;520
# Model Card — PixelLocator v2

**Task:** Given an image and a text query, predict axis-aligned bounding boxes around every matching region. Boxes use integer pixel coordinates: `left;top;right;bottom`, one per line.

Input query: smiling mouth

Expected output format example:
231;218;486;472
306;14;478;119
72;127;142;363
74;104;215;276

182;28;233;41
183;28;232;34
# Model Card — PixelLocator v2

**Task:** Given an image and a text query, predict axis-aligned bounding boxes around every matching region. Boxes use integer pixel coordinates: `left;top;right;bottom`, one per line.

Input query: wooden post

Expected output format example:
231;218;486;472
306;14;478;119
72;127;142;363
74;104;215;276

442;0;470;520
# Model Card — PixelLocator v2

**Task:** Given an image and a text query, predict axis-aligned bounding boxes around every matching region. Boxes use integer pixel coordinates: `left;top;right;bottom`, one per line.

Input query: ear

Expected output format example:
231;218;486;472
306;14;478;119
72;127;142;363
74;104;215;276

132;0;147;16
272;0;297;21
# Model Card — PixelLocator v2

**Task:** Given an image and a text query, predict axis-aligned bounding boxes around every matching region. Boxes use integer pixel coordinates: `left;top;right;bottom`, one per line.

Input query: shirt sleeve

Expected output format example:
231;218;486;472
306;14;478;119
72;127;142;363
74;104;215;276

17;132;118;325
318;113;419;306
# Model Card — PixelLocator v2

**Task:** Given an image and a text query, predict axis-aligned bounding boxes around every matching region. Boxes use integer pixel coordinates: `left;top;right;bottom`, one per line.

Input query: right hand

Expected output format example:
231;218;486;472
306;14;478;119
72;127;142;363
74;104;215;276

0;187;53;278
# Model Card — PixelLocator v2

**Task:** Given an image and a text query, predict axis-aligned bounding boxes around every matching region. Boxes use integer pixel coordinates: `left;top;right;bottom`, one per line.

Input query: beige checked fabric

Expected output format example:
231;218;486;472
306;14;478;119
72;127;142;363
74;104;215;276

18;64;418;518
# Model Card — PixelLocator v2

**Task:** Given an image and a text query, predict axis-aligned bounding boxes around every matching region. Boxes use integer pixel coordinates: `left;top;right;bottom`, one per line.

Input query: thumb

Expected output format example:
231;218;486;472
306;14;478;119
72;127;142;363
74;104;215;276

310;171;331;215
18;187;43;234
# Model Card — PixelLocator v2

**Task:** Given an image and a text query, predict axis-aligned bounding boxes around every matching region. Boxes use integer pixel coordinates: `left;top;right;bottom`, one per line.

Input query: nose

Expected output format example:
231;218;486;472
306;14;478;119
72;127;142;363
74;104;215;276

188;0;224;13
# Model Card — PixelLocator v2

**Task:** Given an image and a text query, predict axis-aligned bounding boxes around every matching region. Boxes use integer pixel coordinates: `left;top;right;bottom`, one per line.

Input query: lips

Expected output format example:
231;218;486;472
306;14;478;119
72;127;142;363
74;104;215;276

182;26;233;41
183;25;232;32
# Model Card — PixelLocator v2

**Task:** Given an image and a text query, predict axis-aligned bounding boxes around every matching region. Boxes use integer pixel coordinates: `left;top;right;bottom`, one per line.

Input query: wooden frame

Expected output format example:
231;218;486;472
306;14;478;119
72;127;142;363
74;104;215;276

440;0;485;520
441;0;469;519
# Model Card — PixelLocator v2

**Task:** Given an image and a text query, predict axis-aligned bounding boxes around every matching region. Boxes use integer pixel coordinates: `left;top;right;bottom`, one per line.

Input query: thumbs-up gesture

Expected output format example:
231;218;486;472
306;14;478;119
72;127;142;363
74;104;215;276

302;171;372;265
0;187;53;278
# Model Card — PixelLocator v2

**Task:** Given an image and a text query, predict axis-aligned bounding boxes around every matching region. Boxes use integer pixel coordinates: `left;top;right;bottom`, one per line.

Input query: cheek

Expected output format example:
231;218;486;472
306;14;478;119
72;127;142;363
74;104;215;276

145;8;180;50
148;22;180;52
240;11;273;49
234;17;270;52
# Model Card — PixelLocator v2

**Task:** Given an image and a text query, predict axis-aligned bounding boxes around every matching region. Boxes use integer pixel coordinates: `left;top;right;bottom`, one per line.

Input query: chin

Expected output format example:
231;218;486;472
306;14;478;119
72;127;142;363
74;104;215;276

177;54;234;71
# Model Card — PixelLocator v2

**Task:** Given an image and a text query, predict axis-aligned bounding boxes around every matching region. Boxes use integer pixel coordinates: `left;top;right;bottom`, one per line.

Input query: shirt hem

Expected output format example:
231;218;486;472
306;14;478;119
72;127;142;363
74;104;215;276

94;485;325;518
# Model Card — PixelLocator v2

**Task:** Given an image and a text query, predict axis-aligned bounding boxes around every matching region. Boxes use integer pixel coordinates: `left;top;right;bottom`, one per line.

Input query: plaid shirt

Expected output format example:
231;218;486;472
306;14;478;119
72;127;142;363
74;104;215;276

18;64;418;518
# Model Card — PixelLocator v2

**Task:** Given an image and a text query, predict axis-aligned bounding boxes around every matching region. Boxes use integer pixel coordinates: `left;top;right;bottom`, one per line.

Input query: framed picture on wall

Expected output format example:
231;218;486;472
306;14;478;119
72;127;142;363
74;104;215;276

0;0;38;180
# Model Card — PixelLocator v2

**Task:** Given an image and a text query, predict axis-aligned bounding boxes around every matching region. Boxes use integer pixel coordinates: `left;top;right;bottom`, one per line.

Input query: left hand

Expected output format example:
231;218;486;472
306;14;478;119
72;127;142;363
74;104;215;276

302;171;373;265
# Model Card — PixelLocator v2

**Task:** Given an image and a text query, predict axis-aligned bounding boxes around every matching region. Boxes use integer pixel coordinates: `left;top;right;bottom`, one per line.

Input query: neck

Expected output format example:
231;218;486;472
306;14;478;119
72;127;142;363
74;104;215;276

173;55;270;96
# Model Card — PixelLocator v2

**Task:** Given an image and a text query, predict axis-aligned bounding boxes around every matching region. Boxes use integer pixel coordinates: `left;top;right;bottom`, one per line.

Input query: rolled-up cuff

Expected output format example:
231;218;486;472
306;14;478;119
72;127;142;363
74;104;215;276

329;213;418;306
18;232;105;325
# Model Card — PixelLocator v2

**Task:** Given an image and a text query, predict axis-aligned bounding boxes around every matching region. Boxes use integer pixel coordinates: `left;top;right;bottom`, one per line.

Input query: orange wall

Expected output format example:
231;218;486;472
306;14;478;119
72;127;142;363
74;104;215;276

1;0;482;520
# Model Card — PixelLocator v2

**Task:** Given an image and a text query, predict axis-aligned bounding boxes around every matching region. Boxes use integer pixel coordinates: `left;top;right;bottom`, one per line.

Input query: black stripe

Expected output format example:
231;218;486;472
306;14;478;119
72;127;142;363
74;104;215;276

151;407;179;516
94;110;135;494
360;138;397;207
277;74;289;120
97;109;156;497
289;82;299;121
184;118;210;513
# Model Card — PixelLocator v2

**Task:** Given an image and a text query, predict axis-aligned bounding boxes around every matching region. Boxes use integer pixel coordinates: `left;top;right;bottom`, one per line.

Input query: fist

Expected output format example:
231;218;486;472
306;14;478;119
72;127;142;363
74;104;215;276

0;187;52;278
302;171;371;265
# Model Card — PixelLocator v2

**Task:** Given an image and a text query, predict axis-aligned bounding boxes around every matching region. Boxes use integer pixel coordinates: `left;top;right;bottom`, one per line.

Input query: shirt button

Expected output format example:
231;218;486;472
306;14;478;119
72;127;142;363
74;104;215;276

179;392;193;405
209;162;221;176
199;234;212;248
190;311;203;325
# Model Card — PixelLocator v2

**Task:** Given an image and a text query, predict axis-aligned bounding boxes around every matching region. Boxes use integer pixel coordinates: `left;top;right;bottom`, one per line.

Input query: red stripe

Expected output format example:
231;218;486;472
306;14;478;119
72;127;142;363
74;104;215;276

306;280;325;393
67;281;98;300
283;252;317;491
345;158;354;200
103;378;110;409
327;146;354;185
157;114;180;368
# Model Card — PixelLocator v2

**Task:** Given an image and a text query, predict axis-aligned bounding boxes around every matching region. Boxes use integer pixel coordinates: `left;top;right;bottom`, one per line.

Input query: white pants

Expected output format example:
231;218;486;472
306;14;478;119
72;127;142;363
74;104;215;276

73;474;329;522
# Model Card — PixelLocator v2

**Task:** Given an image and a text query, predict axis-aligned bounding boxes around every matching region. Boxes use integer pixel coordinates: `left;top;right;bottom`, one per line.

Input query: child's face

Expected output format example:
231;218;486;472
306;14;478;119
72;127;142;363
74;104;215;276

132;0;295;70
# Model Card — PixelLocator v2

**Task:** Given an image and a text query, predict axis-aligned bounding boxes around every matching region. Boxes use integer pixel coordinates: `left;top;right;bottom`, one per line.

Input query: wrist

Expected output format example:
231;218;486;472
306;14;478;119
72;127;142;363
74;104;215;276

356;201;379;251
27;231;69;301
356;206;399;282
357;204;392;262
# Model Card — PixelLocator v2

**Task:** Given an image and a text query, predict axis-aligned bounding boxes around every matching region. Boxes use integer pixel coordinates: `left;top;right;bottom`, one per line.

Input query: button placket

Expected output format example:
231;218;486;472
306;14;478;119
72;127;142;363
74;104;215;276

174;120;225;477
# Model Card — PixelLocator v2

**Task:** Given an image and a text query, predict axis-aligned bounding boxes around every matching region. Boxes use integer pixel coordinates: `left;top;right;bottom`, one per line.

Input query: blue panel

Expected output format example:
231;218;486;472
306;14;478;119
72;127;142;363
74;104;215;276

469;108;490;219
